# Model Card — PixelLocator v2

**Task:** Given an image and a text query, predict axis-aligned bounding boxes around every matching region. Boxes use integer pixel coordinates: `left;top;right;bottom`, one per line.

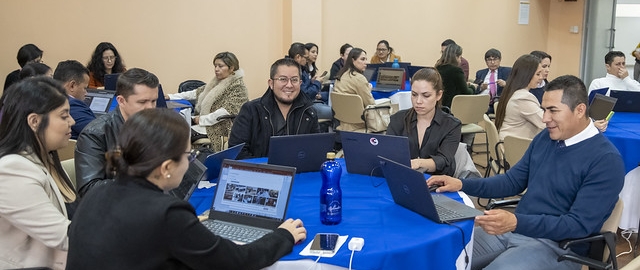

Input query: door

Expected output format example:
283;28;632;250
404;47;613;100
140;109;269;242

581;0;617;85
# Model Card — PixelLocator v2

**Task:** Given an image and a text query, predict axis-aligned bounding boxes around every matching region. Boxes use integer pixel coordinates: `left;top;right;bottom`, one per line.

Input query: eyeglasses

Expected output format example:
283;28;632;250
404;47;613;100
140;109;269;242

485;58;500;63
185;149;199;163
273;77;301;85
376;48;389;52
102;56;117;62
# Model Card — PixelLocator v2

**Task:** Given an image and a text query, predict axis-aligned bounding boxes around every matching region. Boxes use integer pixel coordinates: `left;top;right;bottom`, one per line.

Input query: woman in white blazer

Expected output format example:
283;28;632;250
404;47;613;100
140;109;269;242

0;77;78;269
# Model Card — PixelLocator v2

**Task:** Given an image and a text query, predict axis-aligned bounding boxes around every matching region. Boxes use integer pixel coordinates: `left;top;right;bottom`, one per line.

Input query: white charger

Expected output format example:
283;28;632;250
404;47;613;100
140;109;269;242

348;237;365;251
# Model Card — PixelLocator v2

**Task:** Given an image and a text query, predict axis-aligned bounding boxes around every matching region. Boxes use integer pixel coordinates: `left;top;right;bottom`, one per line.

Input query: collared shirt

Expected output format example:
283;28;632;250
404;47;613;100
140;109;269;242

482;68;501;84
563;120;599;147
588;73;640;95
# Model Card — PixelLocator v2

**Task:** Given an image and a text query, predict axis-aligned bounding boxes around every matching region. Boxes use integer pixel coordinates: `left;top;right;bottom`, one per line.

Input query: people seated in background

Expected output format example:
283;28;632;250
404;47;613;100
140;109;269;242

166;52;249;151
387;67;461;176
441;39;469;81
86;42;126;89
473;48;512;114
428;75;625;270
4;44;43;90
75;68;159;196
528;50;552;104
228;58;319;159
330;43;352;80
19;62;53;79
494;54;544;140
588;50;640;94
53;60;94;140
305;43;319;78
435;43;473;109
370;40;401;64
633;43;640;82
66;108;307;269
0;77;78;269
288;42;323;101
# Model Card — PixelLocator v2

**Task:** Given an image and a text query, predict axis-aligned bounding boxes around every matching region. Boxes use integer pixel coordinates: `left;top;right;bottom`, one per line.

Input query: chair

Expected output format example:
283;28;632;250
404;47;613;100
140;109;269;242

330;92;391;133
502;135;533;170
481;114;504;177
61;158;76;189
450;94;491;166
58;139;76;161
557;199;623;270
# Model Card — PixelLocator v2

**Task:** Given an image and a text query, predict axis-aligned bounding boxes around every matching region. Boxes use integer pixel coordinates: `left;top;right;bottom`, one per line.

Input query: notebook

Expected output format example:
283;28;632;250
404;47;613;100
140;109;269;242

167;158;207;201
201;160;296;244
588;87;608;104
588;94;617;120
610;90;640;112
340;131;411;177
104;73;120;91
268;133;336;172
379;156;483;223
204;143;245;182
84;88;116;115
372;67;406;92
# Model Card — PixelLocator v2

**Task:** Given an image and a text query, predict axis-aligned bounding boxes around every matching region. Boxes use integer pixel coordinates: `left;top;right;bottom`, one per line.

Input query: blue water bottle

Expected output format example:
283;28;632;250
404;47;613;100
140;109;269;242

391;58;400;68
320;152;342;225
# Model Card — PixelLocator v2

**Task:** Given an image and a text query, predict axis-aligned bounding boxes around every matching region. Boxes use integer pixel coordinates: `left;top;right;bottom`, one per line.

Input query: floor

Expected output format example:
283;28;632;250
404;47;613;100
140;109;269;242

468;137;637;269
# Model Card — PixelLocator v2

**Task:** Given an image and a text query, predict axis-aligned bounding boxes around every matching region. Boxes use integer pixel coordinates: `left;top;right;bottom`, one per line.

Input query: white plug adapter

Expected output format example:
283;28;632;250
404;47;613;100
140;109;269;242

348;237;364;251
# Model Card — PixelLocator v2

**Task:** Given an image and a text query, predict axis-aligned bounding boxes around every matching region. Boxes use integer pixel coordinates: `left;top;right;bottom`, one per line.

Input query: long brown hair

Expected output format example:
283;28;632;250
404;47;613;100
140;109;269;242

495;54;541;130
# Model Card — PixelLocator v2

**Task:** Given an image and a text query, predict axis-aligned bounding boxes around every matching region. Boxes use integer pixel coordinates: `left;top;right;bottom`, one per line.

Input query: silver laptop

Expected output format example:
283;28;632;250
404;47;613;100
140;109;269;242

340;131;411;177
379;156;482;223
268;133;336;172
84;88;116;115
372;67;406;92
201;160;296;244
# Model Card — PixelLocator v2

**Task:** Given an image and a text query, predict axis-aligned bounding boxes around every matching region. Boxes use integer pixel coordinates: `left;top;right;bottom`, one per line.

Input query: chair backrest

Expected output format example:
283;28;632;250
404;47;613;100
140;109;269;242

58;139;76;161
330;92;365;124
482;114;503;163
503;135;532;167
451;94;490;124
601;198;623;263
61;158;76;188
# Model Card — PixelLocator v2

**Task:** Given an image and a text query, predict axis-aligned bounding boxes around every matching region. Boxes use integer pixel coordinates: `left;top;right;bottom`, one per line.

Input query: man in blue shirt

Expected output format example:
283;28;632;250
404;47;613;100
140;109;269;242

428;75;624;270
53;60;95;139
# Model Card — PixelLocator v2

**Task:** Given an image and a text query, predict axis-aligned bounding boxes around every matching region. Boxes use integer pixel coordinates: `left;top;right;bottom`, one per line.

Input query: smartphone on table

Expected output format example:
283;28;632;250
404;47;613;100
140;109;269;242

309;233;339;254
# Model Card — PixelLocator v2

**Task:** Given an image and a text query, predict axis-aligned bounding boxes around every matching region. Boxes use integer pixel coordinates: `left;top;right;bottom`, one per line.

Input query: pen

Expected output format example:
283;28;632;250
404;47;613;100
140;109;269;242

605;111;615;121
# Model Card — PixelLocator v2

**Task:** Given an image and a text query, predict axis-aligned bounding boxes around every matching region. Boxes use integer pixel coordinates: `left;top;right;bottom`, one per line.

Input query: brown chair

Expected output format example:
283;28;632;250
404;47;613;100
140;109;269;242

61;158;76;189
481;114;504;177
330;92;390;133
502;135;533;170
57;139;76;161
451;94;491;166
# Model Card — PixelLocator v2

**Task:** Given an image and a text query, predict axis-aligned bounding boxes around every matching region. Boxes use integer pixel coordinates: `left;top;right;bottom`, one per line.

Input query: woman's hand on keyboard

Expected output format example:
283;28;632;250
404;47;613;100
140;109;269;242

279;218;307;244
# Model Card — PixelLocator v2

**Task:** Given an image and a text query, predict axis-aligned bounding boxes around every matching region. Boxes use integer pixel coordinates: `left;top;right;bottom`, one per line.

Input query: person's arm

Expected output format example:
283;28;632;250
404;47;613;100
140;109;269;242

429;120;461;176
0;156;70;250
518;94;545;132
622;75;640;90
168;89;198;100
70;103;96;139
353;73;375;106
459;57;470;82
453;67;473;95
386;112;404;136
165;203;296;270
197;108;230;126
473;70;485;93
227;102;256;159
300;74;322;100
74;127;109;196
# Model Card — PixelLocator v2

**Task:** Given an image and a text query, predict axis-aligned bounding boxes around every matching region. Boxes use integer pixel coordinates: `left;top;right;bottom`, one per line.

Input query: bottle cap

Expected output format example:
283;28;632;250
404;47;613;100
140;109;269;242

326;152;336;159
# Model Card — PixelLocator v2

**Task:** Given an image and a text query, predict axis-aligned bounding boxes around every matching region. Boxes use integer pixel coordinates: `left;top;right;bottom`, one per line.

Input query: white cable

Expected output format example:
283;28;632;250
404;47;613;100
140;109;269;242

349;249;355;270
305;256;322;270
616;229;634;257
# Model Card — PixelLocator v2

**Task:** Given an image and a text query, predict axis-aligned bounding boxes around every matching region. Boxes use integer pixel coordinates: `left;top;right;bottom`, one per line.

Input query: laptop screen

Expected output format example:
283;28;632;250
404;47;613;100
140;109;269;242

84;89;115;114
376;67;405;86
212;161;294;221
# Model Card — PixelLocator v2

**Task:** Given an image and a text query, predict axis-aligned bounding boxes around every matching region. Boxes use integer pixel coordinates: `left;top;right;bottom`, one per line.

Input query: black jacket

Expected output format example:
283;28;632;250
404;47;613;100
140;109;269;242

228;88;320;159
67;175;294;270
74;108;124;196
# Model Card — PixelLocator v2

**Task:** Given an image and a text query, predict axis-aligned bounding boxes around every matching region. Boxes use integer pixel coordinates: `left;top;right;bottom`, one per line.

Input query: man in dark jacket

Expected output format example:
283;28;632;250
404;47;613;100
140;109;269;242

228;58;320;159
74;68;159;196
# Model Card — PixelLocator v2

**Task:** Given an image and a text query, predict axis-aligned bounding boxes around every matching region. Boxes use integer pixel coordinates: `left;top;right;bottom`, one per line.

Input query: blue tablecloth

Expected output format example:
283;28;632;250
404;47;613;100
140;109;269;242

604;112;640;173
190;158;474;270
370;80;411;99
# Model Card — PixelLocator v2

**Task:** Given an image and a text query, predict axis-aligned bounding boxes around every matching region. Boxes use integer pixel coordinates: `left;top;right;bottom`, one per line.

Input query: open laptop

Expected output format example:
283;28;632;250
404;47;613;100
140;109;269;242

268;133;336;172
379;156;482;223
372;67;406;92
610;90;640;112
589;94;617;120
588;87;608;104
340;131;411;177
201;160;296;244
84;88;116;115
364;63;387;82
205;143;245;182
168;158;207;201
104;73;120;91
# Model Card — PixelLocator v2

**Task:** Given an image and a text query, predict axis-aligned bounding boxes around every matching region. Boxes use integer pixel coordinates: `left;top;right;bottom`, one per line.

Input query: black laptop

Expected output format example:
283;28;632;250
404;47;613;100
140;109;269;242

204;143;245;182
610;90;640;112
267;133;336;172
340;131;411;177
84;88;116;115
379;156;482;223
104;73;120;91
167;158;207;201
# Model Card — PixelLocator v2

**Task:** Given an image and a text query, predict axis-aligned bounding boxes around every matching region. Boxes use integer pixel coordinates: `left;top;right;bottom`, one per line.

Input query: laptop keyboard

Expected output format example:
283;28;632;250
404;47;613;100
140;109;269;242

202;220;271;244
435;204;466;220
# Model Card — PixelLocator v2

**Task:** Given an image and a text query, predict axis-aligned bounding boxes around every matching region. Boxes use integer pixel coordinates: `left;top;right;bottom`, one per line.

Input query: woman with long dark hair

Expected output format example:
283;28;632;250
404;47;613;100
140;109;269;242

0;77;77;269
435;43;473;108
387;68;461;176
67;108;306;269
86;42;126;88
